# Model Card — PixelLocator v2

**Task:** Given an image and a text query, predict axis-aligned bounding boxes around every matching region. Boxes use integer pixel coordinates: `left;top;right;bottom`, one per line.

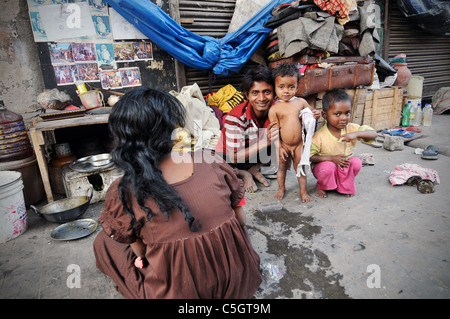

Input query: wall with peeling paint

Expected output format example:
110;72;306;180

0;0;45;114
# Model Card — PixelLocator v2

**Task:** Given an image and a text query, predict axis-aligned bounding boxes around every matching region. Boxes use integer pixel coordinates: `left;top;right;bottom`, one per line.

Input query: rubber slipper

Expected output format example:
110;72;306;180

381;129;414;138
421;145;439;160
417;179;435;194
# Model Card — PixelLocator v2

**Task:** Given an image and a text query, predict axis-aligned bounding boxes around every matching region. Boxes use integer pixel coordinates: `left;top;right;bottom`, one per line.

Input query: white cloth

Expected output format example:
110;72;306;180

297;108;316;177
389;163;440;186
169;84;221;151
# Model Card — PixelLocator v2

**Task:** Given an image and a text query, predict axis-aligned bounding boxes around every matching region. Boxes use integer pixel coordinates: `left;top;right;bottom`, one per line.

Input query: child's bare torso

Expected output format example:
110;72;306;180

272;99;305;147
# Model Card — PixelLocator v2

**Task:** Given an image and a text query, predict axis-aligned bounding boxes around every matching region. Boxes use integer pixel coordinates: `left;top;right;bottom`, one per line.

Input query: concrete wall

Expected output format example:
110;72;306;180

0;0;45;114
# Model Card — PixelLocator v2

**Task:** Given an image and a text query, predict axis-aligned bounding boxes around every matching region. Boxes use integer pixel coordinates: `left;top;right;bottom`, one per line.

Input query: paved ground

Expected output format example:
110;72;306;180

1;114;449;299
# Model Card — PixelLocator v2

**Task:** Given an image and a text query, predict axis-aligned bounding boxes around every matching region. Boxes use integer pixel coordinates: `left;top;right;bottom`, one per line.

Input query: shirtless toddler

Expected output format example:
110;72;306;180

268;63;320;202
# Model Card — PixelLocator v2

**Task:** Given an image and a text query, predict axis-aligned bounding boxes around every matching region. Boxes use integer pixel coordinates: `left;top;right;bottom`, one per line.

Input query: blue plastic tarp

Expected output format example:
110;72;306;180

106;0;285;76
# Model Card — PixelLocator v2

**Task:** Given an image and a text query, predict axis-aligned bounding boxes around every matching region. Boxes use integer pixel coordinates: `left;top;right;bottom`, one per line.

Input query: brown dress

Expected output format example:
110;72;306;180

93;151;262;299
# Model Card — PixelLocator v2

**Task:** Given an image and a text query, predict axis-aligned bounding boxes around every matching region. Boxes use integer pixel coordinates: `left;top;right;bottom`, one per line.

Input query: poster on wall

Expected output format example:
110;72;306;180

113;42;134;62
37;2;96;42
48;43;73;65
53;64;78;86
132;42;153;61
100;69;123;90
71;43;97;62
109;7;148;40
29;11;48;42
76;63;100;82
28;0;149;90
120;67;142;87
95;43;117;69
92;15;113;42
88;0;109;15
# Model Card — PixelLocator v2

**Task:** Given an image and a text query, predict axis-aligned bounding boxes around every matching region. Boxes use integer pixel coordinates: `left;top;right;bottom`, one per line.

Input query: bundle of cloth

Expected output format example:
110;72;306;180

262;0;380;64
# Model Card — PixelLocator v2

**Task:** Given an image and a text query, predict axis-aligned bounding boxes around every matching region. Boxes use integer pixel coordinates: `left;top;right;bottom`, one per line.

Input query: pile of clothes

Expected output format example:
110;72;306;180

263;0;380;65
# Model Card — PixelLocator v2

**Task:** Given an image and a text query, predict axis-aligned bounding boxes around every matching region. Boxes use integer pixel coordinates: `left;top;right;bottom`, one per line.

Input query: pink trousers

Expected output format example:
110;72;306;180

312;157;362;194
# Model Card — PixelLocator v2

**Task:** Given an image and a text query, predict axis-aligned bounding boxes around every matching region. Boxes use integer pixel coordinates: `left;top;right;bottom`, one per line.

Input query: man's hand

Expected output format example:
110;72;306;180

265;121;280;146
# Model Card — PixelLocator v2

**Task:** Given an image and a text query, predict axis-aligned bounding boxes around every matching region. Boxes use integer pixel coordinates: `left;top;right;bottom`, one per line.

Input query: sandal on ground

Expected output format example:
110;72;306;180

381;129;414;138
417;179;435;194
421;145;439;160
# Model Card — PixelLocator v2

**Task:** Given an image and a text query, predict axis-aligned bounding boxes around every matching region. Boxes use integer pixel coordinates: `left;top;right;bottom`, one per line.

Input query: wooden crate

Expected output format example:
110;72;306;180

359;87;403;131
308;87;404;131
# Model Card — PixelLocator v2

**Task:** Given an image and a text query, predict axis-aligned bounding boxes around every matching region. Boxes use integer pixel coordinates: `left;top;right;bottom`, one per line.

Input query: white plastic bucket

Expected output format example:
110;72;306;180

407;75;424;98
0;171;27;243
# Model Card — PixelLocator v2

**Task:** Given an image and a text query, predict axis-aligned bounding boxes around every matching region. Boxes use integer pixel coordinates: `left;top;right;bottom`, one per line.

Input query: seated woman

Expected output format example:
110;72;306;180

93;87;262;299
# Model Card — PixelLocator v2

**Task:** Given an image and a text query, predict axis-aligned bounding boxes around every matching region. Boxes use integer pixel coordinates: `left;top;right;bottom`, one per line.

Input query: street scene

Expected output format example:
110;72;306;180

0;0;449;301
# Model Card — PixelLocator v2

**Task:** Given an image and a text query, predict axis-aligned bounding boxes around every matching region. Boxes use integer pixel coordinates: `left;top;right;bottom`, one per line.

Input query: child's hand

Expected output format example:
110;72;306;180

312;109;321;120
134;257;144;269
331;154;350;168
279;146;289;161
340;132;358;142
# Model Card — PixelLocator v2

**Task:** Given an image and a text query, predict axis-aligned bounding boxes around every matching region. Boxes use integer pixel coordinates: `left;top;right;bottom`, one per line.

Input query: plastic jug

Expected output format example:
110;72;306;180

409;101;416;121
423;103;433;126
413;103;422;126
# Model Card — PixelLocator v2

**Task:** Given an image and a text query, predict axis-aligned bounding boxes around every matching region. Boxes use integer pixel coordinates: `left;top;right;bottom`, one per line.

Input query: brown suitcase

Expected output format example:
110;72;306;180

296;63;375;97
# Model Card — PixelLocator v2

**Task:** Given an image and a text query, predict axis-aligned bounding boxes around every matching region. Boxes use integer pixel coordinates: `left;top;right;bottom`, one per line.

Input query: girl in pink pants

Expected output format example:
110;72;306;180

310;89;377;197
312;157;362;196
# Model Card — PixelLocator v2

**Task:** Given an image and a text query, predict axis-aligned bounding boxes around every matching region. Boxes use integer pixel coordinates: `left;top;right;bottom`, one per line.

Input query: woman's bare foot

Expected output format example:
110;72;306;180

248;165;270;187
345;194;355;197
315;188;327;198
274;188;285;200
300;191;313;203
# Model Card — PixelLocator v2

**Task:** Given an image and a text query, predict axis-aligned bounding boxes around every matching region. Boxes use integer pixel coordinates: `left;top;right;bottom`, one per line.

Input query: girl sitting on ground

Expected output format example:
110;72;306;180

310;89;377;198
93;87;262;299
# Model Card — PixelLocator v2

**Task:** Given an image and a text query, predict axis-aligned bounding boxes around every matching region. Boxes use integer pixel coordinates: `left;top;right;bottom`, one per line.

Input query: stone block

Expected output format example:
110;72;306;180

383;136;404;151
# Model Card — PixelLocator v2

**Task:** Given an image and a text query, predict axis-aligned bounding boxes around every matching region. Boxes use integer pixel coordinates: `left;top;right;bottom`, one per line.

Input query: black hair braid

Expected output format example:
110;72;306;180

109;87;201;233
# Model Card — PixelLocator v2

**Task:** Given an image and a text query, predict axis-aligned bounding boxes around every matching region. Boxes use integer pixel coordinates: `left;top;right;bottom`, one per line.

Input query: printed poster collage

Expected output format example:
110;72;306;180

28;0;152;90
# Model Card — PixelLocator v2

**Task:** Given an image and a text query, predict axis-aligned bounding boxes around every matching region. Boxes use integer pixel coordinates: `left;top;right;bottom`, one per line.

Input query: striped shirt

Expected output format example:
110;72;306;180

215;100;271;156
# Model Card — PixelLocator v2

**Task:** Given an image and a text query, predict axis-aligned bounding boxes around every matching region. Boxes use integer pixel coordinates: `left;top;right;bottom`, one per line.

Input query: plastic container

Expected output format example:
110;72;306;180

79;90;104;110
0;154;45;206
402;103;410;127
0;171;27;243
423;103;433;126
407;75;424;99
413;103;422;126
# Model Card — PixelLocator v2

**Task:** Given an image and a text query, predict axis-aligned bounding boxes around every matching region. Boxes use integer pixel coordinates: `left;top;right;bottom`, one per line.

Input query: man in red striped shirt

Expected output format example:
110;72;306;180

215;66;280;193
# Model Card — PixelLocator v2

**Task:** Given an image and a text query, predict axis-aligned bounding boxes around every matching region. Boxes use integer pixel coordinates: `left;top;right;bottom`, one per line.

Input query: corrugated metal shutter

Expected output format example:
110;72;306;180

176;0;257;96
388;1;450;100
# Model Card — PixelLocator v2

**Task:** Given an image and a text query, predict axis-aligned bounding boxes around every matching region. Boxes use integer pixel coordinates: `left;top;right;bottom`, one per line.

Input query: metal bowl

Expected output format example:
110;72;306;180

89;153;112;167
30;190;93;223
69;153;113;172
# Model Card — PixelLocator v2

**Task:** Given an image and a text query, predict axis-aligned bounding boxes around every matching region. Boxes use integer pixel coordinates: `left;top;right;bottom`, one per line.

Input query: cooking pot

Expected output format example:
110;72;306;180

30;189;93;223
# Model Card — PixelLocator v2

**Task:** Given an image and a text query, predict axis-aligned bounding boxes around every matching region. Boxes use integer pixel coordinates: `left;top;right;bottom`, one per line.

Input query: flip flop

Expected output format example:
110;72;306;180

381;129;414;138
417;179;435;194
421;145;439;160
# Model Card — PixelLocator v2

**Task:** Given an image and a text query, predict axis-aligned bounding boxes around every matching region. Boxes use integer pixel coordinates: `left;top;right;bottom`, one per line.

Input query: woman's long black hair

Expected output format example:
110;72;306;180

109;87;200;232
